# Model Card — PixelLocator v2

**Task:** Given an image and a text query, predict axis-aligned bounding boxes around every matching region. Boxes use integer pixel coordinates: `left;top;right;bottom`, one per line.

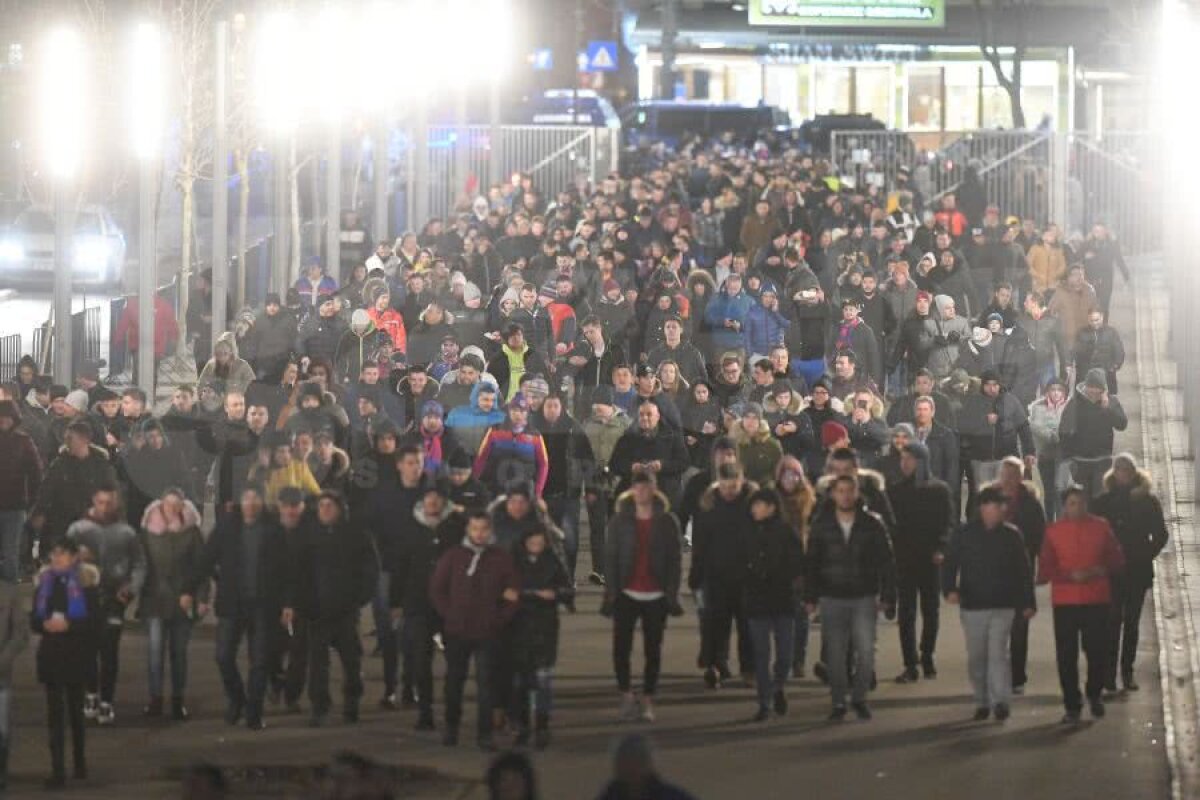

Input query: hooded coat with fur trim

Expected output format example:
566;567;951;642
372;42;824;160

138;497;206;619
603;489;683;612
33;562;102;686
198;332;257;395
1091;468;1169;585
732;420;783;488
33;444;118;547
689;480;758;590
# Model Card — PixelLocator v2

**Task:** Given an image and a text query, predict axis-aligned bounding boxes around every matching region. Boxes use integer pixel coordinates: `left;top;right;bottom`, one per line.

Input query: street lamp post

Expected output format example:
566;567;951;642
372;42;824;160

211;20;229;350
130;22;164;398
255;11;299;293
40;28;87;386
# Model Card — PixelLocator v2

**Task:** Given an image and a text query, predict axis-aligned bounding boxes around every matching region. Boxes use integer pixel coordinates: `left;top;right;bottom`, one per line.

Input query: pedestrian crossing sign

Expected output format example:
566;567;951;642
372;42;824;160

584;41;618;72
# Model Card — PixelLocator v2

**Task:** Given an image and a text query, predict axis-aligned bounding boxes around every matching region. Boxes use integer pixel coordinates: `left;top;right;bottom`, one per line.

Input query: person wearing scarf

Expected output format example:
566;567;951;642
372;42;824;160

33;538;101;788
429;511;519;751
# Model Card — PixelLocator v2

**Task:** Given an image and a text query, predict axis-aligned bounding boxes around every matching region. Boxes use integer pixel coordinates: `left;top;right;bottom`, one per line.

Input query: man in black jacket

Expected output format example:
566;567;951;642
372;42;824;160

887;442;955;683
804;475;896;720
911;395;960;513
283;490;378;727
690;463;755;688
1060;368;1128;498
390;484;463;730
31;421;117;551
609;402;688;506
533;392;594;580
183;486;287;731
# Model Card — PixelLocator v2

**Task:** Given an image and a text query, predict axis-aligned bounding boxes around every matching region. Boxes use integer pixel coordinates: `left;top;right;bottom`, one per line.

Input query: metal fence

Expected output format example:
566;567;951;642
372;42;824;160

830;129;1161;256
32;306;102;376
0;333;21;381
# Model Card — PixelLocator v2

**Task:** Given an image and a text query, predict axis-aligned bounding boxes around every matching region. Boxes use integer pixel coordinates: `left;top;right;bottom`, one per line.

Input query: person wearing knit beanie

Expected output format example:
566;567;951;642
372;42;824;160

821;421;849;451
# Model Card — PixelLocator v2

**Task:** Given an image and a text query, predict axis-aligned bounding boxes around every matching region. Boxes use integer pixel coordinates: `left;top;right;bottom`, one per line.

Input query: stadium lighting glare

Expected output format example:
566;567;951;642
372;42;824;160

128;23;165;160
308;5;353;124
357;1;402;111
255;11;301;134
39;27;88;179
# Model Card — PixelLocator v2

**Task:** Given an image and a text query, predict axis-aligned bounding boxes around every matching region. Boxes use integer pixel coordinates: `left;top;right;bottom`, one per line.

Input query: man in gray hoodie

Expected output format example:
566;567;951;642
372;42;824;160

67;485;145;726
927;295;971;379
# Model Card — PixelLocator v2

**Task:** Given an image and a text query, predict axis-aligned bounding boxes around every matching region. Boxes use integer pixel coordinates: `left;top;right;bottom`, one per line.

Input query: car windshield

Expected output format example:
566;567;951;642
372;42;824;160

13;210;102;235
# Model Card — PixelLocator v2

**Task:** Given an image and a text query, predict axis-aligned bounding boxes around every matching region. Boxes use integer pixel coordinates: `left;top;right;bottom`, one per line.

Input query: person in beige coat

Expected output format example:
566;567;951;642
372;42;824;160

1047;265;1098;359
1027;225;1068;294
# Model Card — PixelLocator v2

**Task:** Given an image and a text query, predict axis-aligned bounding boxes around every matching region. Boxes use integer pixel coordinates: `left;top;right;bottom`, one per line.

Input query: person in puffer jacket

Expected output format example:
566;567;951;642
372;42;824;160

198;332;256;396
67;484;145;726
742;283;791;358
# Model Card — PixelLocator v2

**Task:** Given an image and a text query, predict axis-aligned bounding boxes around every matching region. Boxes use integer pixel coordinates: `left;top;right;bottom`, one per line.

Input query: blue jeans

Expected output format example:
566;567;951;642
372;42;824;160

0;511;24;583
215;611;271;723
146;616;193;698
748;615;795;709
546;494;581;579
820;596;877;708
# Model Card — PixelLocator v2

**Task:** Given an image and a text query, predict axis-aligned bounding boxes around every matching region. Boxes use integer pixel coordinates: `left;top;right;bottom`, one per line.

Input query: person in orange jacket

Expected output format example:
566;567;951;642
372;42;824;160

1038;485;1125;723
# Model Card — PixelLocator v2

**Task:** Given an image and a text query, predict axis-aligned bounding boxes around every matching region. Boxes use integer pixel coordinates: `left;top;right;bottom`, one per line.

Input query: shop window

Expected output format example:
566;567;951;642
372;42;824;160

814;64;852;115
855;65;893;126
907;66;942;130
944;63;981;130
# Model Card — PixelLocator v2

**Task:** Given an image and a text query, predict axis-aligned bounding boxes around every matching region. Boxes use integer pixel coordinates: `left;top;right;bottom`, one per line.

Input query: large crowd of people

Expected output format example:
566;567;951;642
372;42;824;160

0;131;1170;793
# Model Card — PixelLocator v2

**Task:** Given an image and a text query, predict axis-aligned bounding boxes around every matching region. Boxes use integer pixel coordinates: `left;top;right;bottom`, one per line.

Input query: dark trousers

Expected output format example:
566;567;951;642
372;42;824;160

443;637;496;738
1108;576;1151;683
374;573;400;696
307;613;364;717
215;611;271;723
585;491;611;578
748;615;795;709
612;594;668;695
897;560;940;668
45;683;85;779
545;494;581;579
1011;549;1038;687
88;624;123;703
700;582;752;674
1053;604;1110;711
279;619;309;705
402;613;436;718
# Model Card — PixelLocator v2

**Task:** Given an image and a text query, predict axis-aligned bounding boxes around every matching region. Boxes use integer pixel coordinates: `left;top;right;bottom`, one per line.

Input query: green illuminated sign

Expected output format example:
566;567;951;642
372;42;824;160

749;0;946;28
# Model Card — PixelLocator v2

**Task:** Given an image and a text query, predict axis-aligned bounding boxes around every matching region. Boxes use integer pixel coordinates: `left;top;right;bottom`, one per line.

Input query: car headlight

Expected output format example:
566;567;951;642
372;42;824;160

73;237;110;271
0;240;24;262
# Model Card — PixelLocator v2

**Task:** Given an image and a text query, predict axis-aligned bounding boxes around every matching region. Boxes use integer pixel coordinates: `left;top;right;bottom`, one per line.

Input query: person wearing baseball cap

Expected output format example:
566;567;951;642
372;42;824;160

473;392;549;498
829;295;883;388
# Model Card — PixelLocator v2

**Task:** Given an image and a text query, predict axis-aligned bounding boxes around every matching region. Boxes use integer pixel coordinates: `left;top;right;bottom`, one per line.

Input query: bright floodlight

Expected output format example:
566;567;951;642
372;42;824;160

307;5;353;123
39;28;88;179
357;2;401;111
255;11;301;134
128;23;164;160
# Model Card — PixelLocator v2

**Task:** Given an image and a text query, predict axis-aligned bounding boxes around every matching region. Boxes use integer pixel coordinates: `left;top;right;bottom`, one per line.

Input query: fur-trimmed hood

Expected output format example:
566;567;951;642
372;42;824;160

698;479;761;513
486;494;566;541
36;562;100;589
730;419;773;446
1102;467;1153;498
815;468;885;499
141;497;203;535
763;389;805;416
613;486;672;515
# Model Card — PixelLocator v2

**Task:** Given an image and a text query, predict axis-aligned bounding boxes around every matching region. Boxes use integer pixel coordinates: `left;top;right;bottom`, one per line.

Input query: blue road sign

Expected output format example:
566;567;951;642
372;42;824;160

584;40;618;72
531;48;553;71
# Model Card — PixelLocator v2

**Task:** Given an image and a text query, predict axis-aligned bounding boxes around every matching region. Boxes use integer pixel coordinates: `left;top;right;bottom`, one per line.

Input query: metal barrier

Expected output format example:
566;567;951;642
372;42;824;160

33;306;101;375
831;129;1160;255
0;333;21;380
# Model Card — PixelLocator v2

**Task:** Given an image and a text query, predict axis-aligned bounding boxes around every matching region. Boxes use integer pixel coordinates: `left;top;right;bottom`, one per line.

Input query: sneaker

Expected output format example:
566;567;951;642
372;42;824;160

1102;681;1119;696
97;703;115;726
1061;709;1082;724
1089;699;1106;719
1012;683;1026;696
83;694;100;721
1123;673;1140;692
993;703;1011;722
895;667;920;684
828;705;848;721
171;698;190;722
973;707;990;721
752;707;770;723
851;702;872;721
400;688;418;709
588;571;606;586
772;690;788;716
639;700;656;723
378;694;399;711
246;718;267;732
619;694;639;721
703;667;719;690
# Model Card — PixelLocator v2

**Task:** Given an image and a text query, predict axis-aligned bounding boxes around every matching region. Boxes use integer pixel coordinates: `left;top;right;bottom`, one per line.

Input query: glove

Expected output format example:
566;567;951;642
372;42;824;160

946;331;961;344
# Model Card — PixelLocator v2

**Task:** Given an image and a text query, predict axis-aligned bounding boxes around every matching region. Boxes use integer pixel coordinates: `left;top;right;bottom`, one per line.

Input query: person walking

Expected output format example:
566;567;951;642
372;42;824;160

0;399;41;583
33;538;101;788
942;486;1036;721
1039;486;1125;723
743;488;804;721
1091;454;1169;692
602;473;684;724
283;490;378;727
183;486;288;731
804;475;896;720
429;510;519;751
138;488;205;721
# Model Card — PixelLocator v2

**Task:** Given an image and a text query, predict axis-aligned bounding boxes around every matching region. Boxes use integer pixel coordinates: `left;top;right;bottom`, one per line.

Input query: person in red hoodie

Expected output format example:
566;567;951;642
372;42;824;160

428;510;518;752
1038;485;1125;723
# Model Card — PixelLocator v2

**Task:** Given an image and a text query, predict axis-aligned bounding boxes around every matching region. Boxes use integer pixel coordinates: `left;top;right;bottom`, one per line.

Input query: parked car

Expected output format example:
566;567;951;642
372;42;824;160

795;113;887;155
620;101;791;148
514;89;623;129
0;204;126;287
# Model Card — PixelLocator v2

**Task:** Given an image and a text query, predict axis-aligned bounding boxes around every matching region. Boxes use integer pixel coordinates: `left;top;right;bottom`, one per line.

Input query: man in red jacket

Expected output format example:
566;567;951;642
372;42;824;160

1039;485;1125;723
429;510;518;751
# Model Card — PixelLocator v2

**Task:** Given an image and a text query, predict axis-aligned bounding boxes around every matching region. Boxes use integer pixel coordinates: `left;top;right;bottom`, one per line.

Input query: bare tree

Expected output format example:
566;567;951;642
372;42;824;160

164;0;219;357
974;0;1028;129
228;15;254;310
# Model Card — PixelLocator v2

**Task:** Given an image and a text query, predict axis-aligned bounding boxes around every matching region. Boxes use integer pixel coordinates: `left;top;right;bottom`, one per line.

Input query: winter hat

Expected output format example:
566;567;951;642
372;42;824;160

49;384;68;401
500;288;520;306
447;449;473;471
891;422;916;439
901;440;930;462
460;353;485;373
265;292;282;307
421;400;445;419
603;278;622;295
1112;452;1139;472
507;393;530;412
971;327;992;347
523;375;550;398
463;282;482;303
298;382;324;403
985;312;1005;327
1083;368;1108;391
539;282;557;300
759;281;778;297
821;420;849;449
505;479;534;499
591;385;615;407
65;389;90;413
739;401;764;418
635;364;655;379
915;290;932;303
